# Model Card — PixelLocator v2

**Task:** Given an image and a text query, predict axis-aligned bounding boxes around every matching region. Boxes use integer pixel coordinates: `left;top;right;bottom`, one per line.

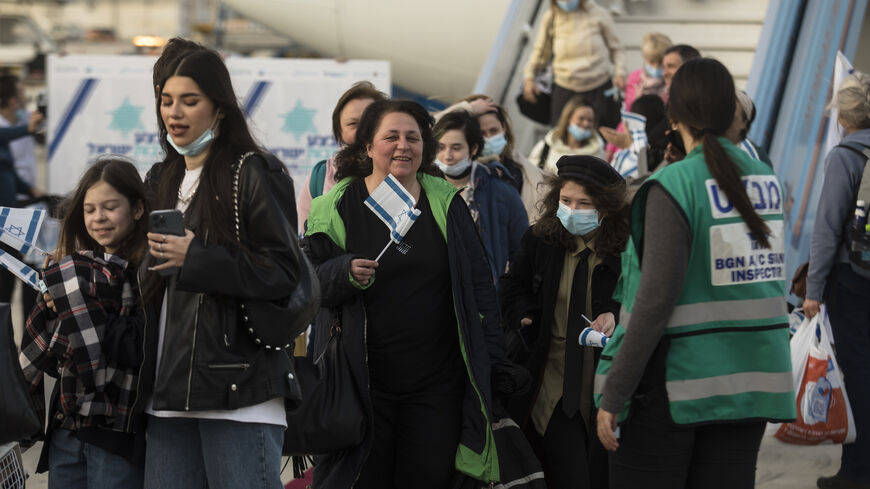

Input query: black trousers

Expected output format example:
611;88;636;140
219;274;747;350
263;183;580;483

610;386;766;489
528;398;608;489
826;264;870;483
551;81;621;129
355;387;463;489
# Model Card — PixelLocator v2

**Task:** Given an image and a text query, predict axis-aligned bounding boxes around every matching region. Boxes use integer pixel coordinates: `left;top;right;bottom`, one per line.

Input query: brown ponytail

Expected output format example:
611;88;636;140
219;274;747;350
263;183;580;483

669;58;771;248
701;132;770;247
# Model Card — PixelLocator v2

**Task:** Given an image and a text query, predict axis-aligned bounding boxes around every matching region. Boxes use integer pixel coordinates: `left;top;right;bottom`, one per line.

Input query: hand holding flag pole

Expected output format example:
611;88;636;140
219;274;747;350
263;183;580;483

374;208;421;261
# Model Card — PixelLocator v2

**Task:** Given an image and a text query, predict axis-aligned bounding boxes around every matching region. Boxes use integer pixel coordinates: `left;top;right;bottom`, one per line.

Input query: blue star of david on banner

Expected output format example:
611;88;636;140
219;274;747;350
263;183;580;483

107;97;144;137
279;101;317;140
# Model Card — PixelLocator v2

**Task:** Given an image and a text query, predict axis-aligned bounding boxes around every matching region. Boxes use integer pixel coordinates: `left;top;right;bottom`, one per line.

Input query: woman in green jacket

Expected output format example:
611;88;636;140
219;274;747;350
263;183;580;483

304;99;513;488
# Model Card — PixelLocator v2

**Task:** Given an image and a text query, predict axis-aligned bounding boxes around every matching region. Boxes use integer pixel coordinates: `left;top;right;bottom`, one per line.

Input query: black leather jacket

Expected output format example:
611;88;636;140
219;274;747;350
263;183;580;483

131;153;302;424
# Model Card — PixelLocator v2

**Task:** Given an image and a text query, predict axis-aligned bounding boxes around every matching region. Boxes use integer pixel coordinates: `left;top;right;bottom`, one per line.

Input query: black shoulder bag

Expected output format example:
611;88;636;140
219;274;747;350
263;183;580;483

0;305;42;444
283;310;366;456
232;152;320;350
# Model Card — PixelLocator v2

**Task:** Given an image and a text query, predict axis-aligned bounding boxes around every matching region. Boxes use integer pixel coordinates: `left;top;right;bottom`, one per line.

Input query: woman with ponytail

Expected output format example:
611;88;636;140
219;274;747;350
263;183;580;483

592;58;794;489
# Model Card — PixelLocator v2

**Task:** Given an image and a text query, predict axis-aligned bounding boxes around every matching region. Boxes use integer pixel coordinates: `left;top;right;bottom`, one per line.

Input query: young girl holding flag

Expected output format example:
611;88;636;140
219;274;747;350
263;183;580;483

20;157;150;489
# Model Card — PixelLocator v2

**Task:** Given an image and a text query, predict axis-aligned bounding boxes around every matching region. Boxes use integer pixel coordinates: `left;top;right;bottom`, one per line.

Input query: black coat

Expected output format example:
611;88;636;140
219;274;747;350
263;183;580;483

302;177;514;488
498;228;621;426
132;153;302;422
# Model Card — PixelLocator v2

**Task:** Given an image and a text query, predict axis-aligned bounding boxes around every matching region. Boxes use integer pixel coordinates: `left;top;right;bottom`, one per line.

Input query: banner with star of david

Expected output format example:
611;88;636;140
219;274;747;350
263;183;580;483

46;55;390;196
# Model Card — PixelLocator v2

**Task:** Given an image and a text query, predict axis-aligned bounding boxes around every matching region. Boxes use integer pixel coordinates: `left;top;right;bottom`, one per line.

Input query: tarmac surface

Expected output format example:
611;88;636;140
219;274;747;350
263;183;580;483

15;422;842;488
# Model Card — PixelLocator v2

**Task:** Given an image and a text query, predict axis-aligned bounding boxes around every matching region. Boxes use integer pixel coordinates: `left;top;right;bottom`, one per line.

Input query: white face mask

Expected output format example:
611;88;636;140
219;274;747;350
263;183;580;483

435;157;472;178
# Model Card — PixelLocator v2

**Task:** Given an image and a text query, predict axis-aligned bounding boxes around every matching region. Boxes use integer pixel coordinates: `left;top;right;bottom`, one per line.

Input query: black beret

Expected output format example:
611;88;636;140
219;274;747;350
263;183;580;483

556;155;624;187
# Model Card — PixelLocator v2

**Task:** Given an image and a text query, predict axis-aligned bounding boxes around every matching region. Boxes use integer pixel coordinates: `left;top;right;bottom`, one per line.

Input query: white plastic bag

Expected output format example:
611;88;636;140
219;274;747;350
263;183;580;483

775;307;856;444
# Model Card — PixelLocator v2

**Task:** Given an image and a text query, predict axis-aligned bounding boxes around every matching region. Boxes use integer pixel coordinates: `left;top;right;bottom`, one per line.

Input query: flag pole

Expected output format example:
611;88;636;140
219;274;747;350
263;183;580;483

374;240;392;262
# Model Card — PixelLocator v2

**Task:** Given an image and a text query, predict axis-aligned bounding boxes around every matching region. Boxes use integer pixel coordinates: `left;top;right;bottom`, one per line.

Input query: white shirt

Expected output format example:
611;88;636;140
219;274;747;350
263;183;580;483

146;166;286;427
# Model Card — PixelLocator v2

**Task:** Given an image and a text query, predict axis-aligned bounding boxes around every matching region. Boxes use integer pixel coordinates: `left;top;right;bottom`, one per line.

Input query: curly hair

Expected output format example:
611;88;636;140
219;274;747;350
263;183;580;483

334;99;442;181
532;174;630;258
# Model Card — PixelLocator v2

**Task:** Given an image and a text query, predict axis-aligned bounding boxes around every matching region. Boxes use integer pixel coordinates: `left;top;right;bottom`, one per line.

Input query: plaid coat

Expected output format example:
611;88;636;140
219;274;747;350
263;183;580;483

19;251;140;432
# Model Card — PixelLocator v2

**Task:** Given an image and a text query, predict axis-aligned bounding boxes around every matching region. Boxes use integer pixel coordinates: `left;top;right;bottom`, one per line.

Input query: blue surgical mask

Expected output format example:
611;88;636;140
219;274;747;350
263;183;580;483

557;0;580;11
482;133;507;157
166;114;220;156
14;108;26;124
568;124;592;142
644;63;663;79
167;128;215;156
435;157;472;178
557;202;600;236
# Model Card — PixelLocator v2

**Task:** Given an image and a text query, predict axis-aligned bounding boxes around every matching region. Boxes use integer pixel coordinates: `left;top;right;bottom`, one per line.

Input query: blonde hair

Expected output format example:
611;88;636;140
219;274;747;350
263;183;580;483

835;71;870;130
641;32;673;65
555;96;596;144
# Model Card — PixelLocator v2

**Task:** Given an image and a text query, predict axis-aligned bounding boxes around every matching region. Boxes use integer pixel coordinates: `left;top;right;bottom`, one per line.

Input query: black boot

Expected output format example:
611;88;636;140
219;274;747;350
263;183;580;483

818;474;870;489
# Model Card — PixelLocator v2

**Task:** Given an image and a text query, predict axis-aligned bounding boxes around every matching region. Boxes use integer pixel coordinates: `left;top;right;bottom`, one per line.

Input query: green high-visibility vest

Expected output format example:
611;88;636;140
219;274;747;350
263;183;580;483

595;138;796;425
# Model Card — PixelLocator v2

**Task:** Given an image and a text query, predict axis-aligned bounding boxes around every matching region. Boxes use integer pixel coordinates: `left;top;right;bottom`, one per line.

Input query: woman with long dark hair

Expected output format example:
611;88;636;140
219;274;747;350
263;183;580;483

594;58;794;489
499;155;627;488
303;99;510;488
135;40;301;488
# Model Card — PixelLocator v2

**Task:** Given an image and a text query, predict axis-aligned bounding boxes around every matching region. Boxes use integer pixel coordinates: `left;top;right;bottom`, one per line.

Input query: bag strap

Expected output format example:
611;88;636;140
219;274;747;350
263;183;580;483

309;159;328;198
837;142;870;209
233;151;257;242
538;142;551;169
541;9;556;67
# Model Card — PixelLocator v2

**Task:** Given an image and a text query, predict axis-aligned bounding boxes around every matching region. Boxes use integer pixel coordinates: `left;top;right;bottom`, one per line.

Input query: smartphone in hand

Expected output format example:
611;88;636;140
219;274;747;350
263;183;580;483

150;210;185;277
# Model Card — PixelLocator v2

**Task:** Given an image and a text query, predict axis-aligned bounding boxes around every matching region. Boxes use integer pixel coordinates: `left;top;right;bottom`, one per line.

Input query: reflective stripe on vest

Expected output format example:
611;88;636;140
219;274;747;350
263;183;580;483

619;297;788;329
666;296;786;329
595;369;793;400
593;371;607;396
617;296;786;333
666;371;793;402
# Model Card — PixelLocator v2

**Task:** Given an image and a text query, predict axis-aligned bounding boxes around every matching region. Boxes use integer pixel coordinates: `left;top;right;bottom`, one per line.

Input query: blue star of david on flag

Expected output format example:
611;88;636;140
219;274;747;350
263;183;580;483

0;207;45;255
0;207;47;292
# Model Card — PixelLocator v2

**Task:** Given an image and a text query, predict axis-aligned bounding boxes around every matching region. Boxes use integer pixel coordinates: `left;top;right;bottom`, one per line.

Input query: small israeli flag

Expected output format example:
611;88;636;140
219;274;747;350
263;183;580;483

738;139;760;160
0;207;46;256
364;175;422;244
364;175;422;261
612;111;649;179
0;248;40;291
